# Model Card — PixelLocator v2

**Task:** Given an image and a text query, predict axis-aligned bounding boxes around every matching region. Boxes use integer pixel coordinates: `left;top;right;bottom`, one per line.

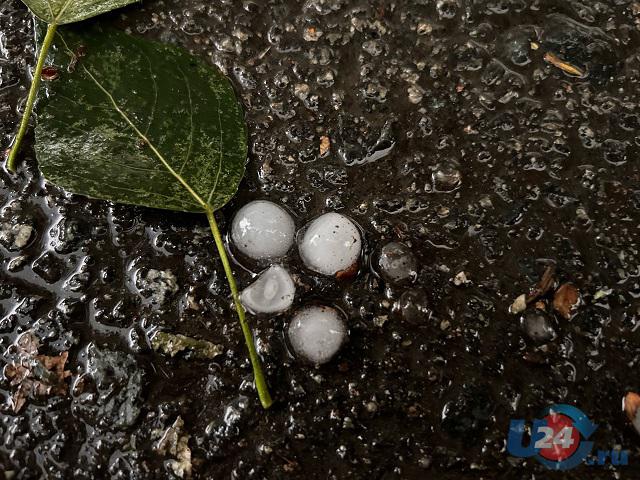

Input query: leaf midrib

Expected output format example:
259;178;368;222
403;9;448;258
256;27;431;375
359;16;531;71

42;0;75;23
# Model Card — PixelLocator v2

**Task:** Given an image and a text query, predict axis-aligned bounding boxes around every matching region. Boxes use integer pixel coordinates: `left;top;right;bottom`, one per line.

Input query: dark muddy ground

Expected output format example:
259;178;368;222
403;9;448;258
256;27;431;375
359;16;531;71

1;0;640;478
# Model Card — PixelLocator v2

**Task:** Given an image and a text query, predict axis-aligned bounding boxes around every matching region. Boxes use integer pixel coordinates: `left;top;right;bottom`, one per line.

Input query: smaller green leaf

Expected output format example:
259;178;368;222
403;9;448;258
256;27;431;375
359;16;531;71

21;0;140;25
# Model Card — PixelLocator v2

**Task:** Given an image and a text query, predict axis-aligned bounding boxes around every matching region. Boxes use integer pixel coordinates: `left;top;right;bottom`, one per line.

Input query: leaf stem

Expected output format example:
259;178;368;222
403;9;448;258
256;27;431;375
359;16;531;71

205;207;273;409
6;23;58;173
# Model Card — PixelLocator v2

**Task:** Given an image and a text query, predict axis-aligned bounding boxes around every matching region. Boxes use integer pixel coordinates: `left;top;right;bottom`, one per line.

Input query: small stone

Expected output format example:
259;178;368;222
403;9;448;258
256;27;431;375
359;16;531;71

366;401;378;413
373;315;388;328
521;309;556;343
408;84;424;104
0;223;33;250
294;83;310;100
151;331;223;359
432;167;462;192
509;294;527;314
453;271;471;286
303;26;323;41
138;269;178;306
416;22;432;35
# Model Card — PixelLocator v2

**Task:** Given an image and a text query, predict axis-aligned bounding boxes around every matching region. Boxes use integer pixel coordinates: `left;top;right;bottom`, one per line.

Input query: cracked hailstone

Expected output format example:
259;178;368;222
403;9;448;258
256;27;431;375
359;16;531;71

287;306;347;364
298;213;361;275
241;265;295;314
231;200;295;261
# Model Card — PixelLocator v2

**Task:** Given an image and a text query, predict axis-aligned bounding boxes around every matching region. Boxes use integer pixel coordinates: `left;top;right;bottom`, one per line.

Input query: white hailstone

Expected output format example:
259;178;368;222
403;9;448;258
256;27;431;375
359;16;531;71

287;306;347;364
240;265;295;314
298;213;361;276
231;200;295;261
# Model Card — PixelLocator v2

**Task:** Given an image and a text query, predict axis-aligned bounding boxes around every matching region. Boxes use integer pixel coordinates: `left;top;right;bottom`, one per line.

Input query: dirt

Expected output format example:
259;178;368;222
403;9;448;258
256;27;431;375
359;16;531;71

1;0;640;478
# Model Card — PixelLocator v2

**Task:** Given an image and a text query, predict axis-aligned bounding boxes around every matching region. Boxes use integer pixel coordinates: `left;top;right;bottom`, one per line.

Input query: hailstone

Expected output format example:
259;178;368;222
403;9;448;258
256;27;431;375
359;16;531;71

241;265;295;314
298;213;361;276
287;305;347;364
231;200;295;261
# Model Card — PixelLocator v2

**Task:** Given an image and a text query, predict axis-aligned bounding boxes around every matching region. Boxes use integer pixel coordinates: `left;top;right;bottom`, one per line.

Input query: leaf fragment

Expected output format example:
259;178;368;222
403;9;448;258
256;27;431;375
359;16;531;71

151;331;223;360
4;332;71;412
319;135;330;156
154;416;192;479
543;52;585;77
624;392;640;435
553;283;579;319
526;264;556;304
21;0;140;25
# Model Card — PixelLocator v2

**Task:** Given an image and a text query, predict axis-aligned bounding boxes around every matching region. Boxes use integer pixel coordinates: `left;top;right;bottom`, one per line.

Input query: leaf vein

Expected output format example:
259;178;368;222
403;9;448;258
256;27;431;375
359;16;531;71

177;67;194;175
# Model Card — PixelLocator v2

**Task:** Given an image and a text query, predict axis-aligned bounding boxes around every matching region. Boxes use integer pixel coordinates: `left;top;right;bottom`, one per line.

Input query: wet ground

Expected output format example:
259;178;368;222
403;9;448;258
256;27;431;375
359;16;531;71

1;0;640;478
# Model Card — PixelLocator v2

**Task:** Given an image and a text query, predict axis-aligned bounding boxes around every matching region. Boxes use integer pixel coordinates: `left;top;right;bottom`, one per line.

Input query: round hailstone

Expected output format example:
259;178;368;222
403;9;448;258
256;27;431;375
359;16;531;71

240;265;295;314
231;200;295;261
298;213;361;276
287;306;347;364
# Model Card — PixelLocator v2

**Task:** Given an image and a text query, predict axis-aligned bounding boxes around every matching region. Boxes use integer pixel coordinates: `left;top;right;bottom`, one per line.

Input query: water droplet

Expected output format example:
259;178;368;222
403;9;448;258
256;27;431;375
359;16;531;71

376;242;418;283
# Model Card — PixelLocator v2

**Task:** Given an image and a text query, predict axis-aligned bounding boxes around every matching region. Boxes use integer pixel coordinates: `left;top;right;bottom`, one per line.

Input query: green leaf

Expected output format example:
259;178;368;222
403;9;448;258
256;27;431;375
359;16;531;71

21;0;140;25
34;26;247;213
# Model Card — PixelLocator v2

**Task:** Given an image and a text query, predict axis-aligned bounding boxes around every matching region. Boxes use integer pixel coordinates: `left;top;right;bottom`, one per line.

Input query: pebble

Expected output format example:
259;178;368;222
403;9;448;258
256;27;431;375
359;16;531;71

138;269;178;306
521;309;556;343
0;223;33;250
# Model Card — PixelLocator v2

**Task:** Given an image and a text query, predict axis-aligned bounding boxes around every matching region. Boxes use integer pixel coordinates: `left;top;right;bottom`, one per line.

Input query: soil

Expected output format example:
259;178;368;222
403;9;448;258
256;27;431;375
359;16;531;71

1;0;640;478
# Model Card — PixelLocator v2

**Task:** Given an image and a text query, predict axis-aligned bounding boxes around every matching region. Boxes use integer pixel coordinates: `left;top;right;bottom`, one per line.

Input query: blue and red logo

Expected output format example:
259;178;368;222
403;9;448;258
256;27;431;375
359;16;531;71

507;404;628;470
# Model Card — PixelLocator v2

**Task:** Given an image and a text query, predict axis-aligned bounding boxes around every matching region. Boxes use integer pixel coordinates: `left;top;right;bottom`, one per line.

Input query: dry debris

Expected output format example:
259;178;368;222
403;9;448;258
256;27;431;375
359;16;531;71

509;265;583;322
623;392;640;435
154;416;192;478
544;52;585;77
151;331;223;359
4;332;71;412
509;264;556;314
553;283;580;319
319;135;330;156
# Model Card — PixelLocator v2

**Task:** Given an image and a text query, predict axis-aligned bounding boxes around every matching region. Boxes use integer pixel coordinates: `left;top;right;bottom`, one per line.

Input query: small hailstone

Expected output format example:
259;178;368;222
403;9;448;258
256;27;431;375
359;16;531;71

240;265;295;314
231;200;295;261
298;213;361;276
288;306;347;364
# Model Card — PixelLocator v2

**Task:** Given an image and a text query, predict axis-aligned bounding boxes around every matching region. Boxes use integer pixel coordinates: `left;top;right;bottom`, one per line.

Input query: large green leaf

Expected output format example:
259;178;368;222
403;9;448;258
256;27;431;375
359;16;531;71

34;27;247;213
21;0;140;25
